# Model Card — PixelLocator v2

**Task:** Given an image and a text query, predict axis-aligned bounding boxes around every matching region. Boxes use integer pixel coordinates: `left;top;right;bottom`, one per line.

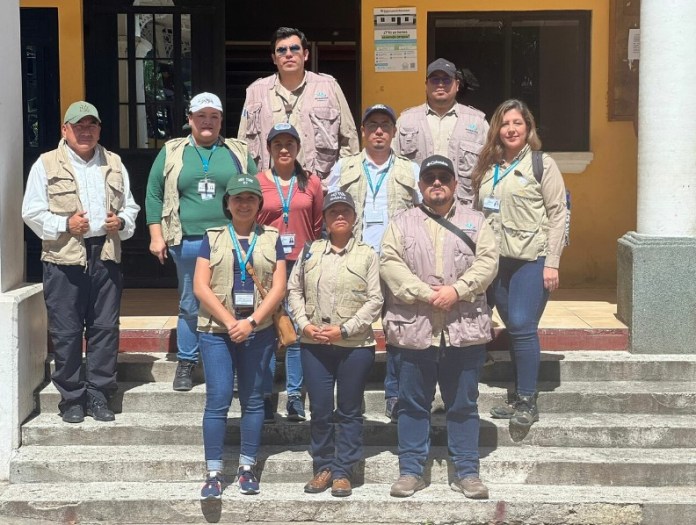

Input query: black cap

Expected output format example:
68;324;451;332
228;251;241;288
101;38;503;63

266;122;301;144
362;103;397;124
322;191;356;212
421;154;455;177
426;58;457;78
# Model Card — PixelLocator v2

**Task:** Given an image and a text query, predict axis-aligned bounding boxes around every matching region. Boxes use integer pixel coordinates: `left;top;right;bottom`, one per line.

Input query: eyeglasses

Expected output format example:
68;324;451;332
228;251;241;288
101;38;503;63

70;123;100;132
421;171;454;185
275;44;303;56
364;122;394;133
427;76;454;87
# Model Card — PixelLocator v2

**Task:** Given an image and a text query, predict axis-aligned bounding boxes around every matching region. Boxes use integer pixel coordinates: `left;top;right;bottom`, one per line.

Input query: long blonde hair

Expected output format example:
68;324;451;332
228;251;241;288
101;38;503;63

471;99;542;195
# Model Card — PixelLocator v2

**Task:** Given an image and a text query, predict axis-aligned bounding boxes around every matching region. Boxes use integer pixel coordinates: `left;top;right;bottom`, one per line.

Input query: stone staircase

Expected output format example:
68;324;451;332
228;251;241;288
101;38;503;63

1;350;696;524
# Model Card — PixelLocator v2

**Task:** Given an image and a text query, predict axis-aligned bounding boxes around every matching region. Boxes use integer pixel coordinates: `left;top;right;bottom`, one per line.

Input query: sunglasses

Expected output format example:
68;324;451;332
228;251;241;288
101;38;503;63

275;44;303;56
422;171;454;185
427;76;454;87
364;122;395;133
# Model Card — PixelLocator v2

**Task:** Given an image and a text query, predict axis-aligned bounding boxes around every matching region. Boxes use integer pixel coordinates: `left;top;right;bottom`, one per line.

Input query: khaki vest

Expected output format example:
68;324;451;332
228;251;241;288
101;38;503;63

298;238;377;347
40;140;125;266
337;151;418;240
478;149;548;261
396;103;487;205
197;224;279;333
241;71;341;178
383;204;492;349
161;137;249;247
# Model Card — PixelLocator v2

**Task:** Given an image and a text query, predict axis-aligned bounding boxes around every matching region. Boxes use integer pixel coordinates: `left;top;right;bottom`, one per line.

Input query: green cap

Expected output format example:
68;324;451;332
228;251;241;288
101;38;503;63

225;174;262;197
63;101;101;124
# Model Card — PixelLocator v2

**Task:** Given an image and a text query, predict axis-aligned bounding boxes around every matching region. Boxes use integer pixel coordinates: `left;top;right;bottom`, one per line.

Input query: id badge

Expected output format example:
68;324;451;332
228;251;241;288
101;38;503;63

365;207;386;224
280;233;296;255
483;196;500;212
234;292;254;307
205;181;216;195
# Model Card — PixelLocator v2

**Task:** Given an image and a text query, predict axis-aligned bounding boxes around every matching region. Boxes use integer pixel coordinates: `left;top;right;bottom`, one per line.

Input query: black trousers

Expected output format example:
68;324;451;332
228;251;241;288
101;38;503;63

43;237;122;411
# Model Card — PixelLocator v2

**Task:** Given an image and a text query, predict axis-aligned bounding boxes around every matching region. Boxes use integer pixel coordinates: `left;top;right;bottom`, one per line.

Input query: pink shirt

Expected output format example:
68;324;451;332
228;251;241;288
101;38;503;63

256;171;324;261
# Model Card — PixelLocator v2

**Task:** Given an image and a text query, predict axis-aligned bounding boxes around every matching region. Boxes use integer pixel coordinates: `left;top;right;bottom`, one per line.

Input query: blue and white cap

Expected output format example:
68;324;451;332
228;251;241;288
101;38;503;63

362;103;397;124
266;122;301;144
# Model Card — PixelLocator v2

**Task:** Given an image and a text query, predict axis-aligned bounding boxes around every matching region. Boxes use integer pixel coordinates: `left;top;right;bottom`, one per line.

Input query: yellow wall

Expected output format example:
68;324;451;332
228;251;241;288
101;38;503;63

362;0;637;288
20;0;85;117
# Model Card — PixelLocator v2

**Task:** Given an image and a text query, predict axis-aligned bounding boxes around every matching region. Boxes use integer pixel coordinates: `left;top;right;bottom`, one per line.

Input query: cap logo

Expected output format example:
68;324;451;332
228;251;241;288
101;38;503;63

240;177;254;185
79;103;91;112
427;160;448;168
274;123;292;131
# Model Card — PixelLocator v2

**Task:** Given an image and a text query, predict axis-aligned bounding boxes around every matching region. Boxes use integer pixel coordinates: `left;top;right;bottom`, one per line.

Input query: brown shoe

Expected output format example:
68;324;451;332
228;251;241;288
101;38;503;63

390;475;426;497
451;477;489;499
304;469;332;493
331;477;352;497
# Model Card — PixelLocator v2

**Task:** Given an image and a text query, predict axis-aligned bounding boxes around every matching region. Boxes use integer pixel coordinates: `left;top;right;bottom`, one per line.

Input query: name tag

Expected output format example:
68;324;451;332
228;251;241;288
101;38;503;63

483;196;500;212
280;233;296;254
234;292;254;307
198;180;216;200
365;207;386;224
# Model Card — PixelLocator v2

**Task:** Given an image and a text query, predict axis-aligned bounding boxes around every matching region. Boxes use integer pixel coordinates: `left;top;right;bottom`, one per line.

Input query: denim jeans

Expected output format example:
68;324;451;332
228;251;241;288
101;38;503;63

492;256;549;396
200;326;276;471
301;343;375;479
397;344;485;480
169;236;203;363
384;345;400;399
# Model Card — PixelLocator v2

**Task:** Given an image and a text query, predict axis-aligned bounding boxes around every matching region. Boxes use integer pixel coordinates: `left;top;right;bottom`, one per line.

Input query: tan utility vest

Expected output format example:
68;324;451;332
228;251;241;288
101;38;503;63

478;149;548;261
241;71;341;178
383;205;492;349
40;140;125;266
161;137;249;247
197;224;279;333
396;103;487;205
299;238;377;347
337;151;418;240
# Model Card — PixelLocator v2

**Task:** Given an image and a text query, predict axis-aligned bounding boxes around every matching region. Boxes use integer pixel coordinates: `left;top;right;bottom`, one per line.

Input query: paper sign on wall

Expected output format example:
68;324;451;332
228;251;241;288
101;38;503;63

374;7;417;72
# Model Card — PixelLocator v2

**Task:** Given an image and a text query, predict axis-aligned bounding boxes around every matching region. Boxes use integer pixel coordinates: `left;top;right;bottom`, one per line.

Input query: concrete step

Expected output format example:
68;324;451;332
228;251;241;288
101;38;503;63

0;481;694;525
21;412;696;448
10;445;696;487
36;380;696;415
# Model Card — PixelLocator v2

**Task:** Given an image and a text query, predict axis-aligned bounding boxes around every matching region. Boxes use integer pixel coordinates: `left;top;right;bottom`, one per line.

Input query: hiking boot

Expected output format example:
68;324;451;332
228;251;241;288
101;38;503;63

304;469;332;493
385;397;398;423
286;395;306;421
390;475;426;497
331;477;352;497
263;397;275;424
173;360;195;391
86;397;115;422
237;465;260;495
200;472;223;500
510;394;539;427
451;477;489;499
61;403;84;424
490;392;519;419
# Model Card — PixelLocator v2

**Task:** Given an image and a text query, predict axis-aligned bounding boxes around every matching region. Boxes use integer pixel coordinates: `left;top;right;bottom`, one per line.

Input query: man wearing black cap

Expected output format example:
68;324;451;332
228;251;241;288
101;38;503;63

22;101;140;423
380;154;497;500
394;58;489;206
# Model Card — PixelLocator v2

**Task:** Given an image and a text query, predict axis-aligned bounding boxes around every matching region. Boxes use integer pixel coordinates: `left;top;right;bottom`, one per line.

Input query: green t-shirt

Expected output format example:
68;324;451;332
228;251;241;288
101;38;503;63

145;141;258;236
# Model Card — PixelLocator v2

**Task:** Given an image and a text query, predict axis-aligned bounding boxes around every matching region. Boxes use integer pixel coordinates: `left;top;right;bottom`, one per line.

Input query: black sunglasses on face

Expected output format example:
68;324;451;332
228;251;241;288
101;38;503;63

427;76;454;86
422;171;454;185
275;44;302;56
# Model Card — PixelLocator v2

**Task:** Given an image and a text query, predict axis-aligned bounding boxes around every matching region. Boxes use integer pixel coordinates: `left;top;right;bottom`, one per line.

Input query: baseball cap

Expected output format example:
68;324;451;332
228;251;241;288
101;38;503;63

361;103;396;124
266;122;301;144
421;154;455;177
426;58;457;79
63;101;101;124
322;191;356;212
225;173;262;198
189;92;223;113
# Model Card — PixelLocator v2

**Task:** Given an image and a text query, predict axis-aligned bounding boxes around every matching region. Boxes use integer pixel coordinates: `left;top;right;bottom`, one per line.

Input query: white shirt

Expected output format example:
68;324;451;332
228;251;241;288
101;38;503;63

22;143;140;241
327;150;421;254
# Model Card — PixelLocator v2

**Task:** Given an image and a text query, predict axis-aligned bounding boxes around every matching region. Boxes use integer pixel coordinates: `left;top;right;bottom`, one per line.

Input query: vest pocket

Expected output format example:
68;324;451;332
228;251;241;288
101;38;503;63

398;127;418;156
456;140;483;193
383;303;432;349
47;174;79;213
447;297;491;347
106;177;125;211
310;108;340;175
242;103;263;160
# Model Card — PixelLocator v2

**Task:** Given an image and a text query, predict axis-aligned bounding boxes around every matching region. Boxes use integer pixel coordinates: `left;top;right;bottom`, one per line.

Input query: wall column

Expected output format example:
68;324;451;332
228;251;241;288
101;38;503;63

617;0;696;354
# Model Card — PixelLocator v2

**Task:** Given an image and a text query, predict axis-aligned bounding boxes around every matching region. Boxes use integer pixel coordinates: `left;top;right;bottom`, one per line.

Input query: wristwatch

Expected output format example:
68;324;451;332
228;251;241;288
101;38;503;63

118;217;126;231
340;325;348;339
246;315;258;328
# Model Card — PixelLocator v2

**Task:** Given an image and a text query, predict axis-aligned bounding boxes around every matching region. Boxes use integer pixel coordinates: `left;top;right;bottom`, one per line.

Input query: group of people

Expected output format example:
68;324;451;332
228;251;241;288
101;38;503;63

21;25;567;503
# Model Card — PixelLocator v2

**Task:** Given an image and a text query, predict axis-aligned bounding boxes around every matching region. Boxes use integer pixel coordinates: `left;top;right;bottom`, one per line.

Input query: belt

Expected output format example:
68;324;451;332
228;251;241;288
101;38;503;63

84;235;107;246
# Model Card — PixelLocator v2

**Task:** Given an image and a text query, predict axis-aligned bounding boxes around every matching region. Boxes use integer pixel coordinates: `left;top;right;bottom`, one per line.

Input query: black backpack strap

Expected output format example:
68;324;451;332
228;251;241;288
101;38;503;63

418;204;476;255
532;150;544;183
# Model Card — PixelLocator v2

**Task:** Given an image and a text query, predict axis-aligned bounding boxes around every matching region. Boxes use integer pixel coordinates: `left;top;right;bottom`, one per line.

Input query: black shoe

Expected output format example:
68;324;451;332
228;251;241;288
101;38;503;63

490;392;519;419
173;360;195;391
61;403;84;424
385;397;398;423
87;397;115;422
286;395;306;421
510;394;539;427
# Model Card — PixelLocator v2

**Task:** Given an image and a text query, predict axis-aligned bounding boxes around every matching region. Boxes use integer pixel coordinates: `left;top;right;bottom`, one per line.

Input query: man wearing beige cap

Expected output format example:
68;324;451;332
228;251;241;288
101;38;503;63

22;101;140;423
394;58;489;206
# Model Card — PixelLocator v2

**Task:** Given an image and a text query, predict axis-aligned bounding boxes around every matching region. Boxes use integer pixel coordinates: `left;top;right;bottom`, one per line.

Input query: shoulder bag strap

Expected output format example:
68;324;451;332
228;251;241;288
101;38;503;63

418;204;477;255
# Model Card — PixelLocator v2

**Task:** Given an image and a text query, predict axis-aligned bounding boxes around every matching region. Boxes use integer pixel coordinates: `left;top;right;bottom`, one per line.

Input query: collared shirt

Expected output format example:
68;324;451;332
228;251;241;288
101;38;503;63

22;144;140;241
426;103;459;156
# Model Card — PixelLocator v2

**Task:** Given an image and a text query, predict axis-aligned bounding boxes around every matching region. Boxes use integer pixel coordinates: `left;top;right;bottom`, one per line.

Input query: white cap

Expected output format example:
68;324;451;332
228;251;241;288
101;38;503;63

189;92;223;114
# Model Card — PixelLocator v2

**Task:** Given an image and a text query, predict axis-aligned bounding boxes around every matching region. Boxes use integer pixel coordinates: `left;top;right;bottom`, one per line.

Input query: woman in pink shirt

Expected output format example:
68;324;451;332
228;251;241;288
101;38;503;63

257;123;324;422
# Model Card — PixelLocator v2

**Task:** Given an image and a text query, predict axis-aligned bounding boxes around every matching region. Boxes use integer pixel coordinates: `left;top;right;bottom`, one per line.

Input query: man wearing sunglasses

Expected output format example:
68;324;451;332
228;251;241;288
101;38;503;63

239;27;359;184
394;58;489;207
380;155;497;500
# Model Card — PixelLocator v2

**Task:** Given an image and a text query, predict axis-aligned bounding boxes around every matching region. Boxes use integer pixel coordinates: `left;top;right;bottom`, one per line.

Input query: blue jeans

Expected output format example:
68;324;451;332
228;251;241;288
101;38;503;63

200;326;276;470
384;345;400;399
397;344;485;479
492;256;549;396
301;343;375;479
169;236;203;363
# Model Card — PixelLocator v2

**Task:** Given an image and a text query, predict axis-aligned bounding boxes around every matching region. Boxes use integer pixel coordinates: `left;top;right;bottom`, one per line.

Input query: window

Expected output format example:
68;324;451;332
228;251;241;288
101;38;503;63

429;11;591;151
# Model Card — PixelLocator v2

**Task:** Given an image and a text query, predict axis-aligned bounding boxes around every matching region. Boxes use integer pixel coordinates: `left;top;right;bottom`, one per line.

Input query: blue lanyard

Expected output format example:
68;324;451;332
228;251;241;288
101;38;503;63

492;159;521;190
227;223;258;283
362;154;394;202
189;136;218;177
272;170;296;225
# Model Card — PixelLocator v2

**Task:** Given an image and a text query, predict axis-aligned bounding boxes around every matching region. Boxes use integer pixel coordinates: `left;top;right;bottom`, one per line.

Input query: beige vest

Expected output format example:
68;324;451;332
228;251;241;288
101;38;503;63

161;137;249;247
299;238;376;347
241;71;341;178
40;140;125;266
197;224;279;333
337;151;418;240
